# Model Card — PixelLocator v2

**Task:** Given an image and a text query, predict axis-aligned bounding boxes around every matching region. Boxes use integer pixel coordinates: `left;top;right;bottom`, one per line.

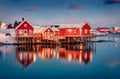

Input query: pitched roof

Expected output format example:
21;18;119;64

57;22;86;28
38;27;54;33
15;20;33;30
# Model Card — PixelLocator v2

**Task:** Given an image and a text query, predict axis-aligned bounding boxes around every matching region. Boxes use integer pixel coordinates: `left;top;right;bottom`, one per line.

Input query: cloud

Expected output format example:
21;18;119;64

26;7;40;12
105;0;120;4
105;59;120;68
67;4;83;10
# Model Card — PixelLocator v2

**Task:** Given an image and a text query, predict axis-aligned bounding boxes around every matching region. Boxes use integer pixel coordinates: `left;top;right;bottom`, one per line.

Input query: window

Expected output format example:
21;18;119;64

24;30;27;34
74;29;77;34
85;29;88;33
29;30;32;34
19;30;23;34
67;29;72;32
24;24;27;27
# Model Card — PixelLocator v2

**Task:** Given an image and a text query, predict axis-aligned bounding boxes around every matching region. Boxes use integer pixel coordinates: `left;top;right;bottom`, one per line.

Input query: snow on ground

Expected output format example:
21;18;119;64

0;23;16;44
0;33;16;44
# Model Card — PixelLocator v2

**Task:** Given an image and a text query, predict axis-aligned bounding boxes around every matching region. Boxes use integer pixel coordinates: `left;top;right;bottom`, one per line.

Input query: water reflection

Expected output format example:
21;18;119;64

38;48;55;60
57;43;94;64
57;47;92;64
16;51;36;68
16;43;96;67
0;45;16;53
0;43;95;68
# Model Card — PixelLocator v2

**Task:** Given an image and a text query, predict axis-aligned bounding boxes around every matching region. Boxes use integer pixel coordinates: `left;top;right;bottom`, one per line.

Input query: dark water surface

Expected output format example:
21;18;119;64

0;34;120;79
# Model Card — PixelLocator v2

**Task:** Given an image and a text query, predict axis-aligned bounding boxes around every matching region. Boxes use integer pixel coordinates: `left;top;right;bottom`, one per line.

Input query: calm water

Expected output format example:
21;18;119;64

0;34;120;79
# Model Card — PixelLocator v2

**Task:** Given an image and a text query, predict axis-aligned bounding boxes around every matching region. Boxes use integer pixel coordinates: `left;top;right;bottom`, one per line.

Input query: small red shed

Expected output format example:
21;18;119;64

15;20;34;37
81;23;91;36
39;27;54;39
96;27;110;33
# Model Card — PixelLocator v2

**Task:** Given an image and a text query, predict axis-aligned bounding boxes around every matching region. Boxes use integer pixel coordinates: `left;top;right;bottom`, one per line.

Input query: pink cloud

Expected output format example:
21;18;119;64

26;7;40;12
67;4;83;10
105;59;120;68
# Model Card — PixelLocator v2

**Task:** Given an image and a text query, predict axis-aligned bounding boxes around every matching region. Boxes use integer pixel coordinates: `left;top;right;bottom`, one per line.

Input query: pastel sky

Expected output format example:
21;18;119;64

0;0;120;27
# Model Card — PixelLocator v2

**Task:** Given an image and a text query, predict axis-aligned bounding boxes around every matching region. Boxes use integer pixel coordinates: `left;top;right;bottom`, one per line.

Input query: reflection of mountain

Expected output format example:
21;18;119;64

57;48;92;64
16;52;36;68
38;48;55;60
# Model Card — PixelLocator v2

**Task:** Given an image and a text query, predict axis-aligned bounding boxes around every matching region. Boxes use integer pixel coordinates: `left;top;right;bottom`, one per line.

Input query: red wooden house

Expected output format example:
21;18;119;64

81;23;91;36
39;27;54;39
58;23;92;37
96;27;110;33
15;20;34;37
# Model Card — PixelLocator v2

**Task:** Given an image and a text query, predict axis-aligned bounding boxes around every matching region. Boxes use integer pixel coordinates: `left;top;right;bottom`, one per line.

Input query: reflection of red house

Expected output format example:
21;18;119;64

58;48;92;64
38;48;55;60
15;20;34;37
39;27;54;39
57;48;79;61
81;51;92;64
16;52;36;67
58;23;92;37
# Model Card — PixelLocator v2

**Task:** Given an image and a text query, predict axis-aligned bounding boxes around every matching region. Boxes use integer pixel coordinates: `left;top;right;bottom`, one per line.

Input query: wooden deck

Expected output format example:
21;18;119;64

15;35;96;45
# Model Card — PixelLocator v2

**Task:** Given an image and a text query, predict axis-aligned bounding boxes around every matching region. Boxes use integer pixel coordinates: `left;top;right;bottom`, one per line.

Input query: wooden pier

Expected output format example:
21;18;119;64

15;35;95;45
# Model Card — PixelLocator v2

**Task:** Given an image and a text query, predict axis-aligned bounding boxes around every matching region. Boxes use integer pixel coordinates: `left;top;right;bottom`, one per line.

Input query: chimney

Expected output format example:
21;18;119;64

22;18;24;21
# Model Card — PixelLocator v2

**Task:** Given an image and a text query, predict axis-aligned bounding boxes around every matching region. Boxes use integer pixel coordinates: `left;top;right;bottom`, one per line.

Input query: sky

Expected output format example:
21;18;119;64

0;0;120;27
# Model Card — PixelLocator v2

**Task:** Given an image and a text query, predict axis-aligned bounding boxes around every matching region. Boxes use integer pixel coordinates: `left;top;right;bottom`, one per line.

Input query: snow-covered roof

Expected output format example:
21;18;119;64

34;27;43;33
57;22;86;28
52;27;59;32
